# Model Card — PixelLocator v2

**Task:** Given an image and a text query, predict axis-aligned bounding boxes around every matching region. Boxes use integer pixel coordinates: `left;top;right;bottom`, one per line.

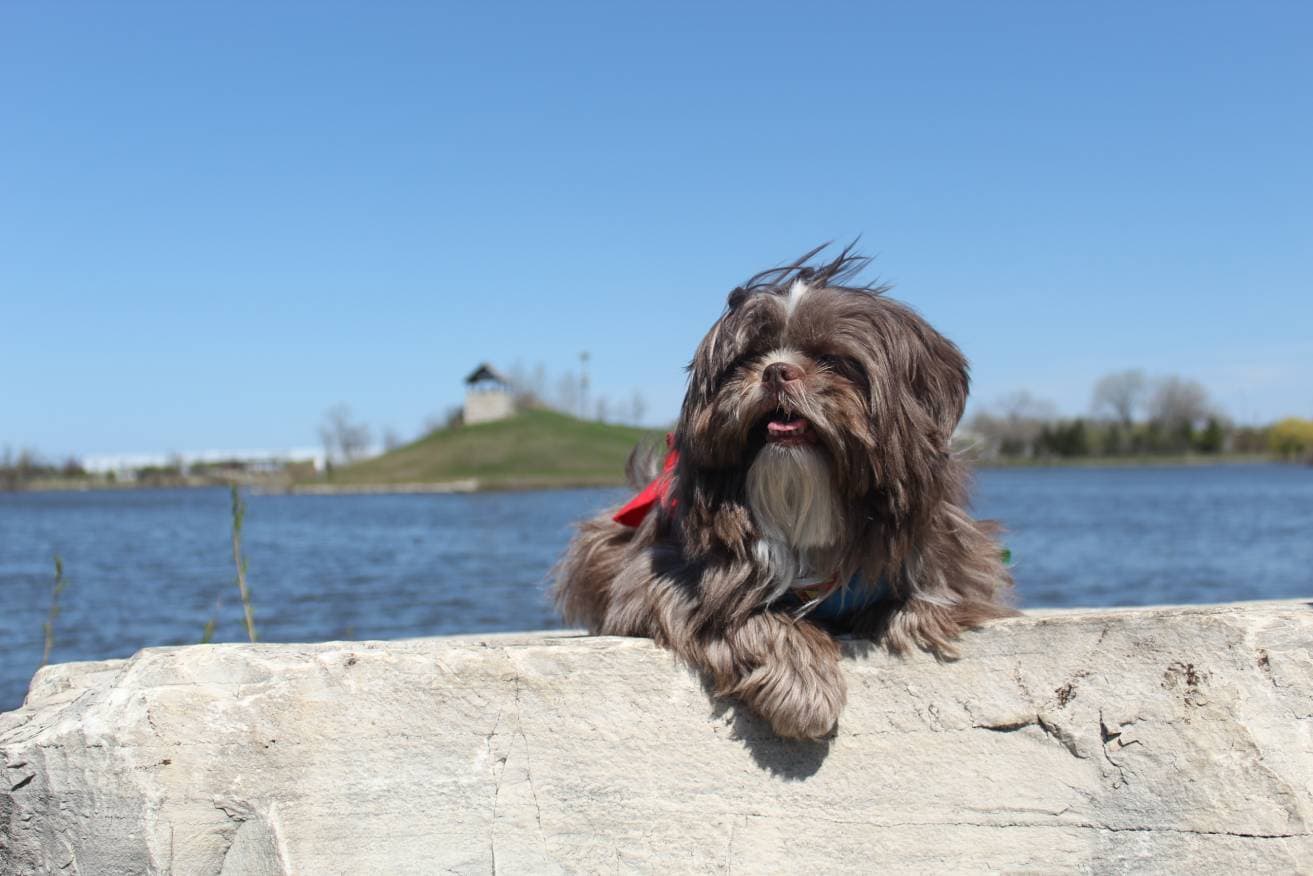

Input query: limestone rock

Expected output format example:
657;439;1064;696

2;601;1311;874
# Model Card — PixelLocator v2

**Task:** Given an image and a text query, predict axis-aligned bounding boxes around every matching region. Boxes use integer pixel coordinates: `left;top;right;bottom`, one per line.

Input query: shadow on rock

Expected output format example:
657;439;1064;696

705;687;833;780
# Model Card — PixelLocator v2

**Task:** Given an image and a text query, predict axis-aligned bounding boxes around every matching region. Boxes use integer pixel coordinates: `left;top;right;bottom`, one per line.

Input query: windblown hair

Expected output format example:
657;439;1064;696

554;245;1015;740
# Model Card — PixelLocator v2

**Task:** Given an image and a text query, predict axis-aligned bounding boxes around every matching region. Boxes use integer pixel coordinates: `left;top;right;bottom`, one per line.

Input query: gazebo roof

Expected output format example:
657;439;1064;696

464;363;511;386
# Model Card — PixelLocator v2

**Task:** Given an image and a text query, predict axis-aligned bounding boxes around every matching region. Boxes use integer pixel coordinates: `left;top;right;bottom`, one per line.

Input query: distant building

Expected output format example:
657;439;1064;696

464;363;516;425
81;447;327;479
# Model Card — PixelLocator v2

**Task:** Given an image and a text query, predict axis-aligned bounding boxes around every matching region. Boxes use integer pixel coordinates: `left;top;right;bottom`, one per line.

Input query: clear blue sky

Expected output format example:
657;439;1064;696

3;2;1310;457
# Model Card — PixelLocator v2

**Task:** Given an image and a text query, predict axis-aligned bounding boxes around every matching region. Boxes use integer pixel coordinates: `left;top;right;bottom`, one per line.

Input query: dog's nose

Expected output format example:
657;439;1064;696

762;362;803;386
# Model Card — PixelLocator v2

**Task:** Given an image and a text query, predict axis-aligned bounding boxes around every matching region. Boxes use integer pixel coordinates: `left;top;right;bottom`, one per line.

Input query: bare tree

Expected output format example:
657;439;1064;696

505;359;537;407
997;390;1058;430
319;404;373;464
967;391;1059;457
421;406;464;436
530;363;547;404
1147;377;1213;430
595;396;610;423
507;359;528;394
505;360;549;408
421;414;445;436
555;370;580;416
1091;369;1148;426
630;389;647;425
382;428;402;452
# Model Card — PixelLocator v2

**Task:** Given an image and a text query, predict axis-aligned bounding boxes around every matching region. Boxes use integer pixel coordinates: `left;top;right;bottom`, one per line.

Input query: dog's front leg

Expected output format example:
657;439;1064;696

600;553;847;740
705;611;847;740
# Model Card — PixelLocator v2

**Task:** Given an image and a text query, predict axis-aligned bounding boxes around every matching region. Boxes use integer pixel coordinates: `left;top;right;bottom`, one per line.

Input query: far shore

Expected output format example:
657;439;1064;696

969;452;1275;469
3;453;1303;496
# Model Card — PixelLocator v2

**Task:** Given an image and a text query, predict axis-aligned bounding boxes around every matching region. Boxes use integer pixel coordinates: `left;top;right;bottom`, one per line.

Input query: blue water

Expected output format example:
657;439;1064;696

2;464;1310;712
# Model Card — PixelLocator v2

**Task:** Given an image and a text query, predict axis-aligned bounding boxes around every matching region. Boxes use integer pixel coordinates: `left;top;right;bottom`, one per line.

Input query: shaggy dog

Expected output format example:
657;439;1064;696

553;246;1015;740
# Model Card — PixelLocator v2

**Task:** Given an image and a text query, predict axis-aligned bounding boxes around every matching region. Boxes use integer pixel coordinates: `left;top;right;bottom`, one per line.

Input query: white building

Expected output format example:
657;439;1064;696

463;363;516;425
81;447;326;479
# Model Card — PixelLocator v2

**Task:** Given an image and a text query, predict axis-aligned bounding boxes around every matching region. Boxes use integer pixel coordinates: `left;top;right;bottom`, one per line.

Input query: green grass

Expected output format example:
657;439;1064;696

320;409;664;489
39;554;70;670
229;484;257;642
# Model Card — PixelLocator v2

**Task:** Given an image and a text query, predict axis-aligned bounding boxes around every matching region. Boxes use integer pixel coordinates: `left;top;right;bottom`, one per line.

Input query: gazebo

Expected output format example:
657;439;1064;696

463;363;516;425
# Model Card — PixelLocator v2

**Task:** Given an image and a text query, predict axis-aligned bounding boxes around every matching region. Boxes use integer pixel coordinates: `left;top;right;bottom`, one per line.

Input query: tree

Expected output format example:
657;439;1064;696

968;391;1059;457
997;390;1059;424
506;360;544;407
629;389;647;425
0;445;14;490
1232;425;1270;454
1091;370;1147;426
1147;377;1212;430
554;370;580;416
319;404;373;464
1147;377;1213;451
530;363;548;405
1036;418;1090;458
421;406;463;435
1101;422;1126;456
1194;417;1226;454
595;396;610;423
1268;418;1313;461
382;428;402;452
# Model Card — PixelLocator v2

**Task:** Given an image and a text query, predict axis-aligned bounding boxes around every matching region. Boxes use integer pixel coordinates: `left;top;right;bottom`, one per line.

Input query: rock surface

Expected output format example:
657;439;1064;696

2;601;1311;875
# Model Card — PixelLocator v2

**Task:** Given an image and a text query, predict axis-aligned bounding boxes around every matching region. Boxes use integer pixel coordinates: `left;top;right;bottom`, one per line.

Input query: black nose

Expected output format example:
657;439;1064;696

762;362;803;386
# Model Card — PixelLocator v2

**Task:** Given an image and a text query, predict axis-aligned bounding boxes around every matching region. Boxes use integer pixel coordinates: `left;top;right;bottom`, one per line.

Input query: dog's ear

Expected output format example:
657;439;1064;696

866;301;969;450
911;321;970;443
683;315;727;413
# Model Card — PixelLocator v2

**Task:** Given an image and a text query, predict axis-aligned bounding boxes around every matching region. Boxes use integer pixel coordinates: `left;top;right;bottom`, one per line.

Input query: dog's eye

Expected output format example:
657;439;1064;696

815;353;869;390
714;352;756;385
816;354;860;376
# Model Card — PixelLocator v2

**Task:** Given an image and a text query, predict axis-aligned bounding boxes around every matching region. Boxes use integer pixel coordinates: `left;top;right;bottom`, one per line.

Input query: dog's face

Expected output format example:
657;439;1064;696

674;251;970;568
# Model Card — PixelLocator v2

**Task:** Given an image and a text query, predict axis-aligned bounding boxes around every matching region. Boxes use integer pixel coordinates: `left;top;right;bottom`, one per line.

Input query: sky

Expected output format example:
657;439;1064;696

2;1;1310;457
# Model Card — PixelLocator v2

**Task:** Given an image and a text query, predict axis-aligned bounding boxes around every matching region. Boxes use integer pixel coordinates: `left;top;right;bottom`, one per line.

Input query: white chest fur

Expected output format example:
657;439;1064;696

746;445;843;600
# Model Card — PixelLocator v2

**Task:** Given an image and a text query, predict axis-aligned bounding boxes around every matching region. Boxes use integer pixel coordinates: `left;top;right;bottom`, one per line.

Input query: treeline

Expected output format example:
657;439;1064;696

965;370;1313;462
0;448;86;489
0;449;315;490
497;359;648;427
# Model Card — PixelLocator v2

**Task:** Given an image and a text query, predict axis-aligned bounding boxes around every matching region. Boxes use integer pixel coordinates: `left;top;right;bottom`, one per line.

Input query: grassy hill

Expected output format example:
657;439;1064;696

318;409;664;490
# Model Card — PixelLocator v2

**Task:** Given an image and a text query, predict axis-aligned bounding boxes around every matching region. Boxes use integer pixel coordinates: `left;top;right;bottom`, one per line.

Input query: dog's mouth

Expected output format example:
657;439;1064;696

763;410;817;446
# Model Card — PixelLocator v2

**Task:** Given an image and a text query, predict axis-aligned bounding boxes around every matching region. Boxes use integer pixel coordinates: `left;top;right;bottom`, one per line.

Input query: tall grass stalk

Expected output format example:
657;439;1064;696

230;484;257;643
199;586;224;643
39;554;70;669
200;617;217;644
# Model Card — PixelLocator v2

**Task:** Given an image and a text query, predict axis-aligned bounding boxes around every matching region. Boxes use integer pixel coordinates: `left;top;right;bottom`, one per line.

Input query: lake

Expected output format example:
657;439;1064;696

2;463;1310;712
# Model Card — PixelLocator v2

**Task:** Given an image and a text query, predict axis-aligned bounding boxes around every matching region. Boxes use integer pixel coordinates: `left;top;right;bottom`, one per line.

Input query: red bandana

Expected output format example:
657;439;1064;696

613;433;678;527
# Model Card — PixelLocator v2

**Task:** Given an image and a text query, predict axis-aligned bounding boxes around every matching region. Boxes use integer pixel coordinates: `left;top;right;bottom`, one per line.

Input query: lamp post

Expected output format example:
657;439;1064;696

579;351;590;419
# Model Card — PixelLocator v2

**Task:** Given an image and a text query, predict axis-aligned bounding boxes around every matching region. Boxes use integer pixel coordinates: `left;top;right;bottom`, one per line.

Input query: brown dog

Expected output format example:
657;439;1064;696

553;245;1015;739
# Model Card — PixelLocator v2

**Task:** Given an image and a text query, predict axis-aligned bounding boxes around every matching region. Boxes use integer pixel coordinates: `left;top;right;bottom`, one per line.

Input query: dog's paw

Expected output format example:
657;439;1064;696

731;624;847;740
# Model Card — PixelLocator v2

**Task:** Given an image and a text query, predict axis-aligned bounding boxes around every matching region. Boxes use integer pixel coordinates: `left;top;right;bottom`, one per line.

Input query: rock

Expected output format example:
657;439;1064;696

2;601;1311;875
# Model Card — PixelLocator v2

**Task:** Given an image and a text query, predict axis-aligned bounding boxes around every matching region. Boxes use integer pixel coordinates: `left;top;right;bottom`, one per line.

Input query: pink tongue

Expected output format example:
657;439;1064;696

768;418;807;436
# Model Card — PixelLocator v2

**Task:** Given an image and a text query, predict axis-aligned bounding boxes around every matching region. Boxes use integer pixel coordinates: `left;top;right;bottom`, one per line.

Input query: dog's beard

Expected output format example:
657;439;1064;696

745;443;844;601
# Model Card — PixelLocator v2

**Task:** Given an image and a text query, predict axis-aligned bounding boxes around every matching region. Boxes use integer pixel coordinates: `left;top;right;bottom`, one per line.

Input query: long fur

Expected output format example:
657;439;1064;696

553;245;1016;740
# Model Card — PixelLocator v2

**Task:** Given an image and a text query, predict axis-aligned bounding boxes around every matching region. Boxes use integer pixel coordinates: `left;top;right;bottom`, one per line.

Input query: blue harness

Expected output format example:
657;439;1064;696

773;547;1009;622
779;573;889;623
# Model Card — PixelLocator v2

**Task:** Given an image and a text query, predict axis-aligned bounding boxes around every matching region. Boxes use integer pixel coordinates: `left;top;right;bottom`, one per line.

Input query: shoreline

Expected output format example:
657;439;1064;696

2;455;1302;496
967;452;1275;469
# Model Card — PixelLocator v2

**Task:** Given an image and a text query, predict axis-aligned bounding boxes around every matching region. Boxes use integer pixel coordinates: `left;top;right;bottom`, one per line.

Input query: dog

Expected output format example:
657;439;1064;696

553;245;1015;740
